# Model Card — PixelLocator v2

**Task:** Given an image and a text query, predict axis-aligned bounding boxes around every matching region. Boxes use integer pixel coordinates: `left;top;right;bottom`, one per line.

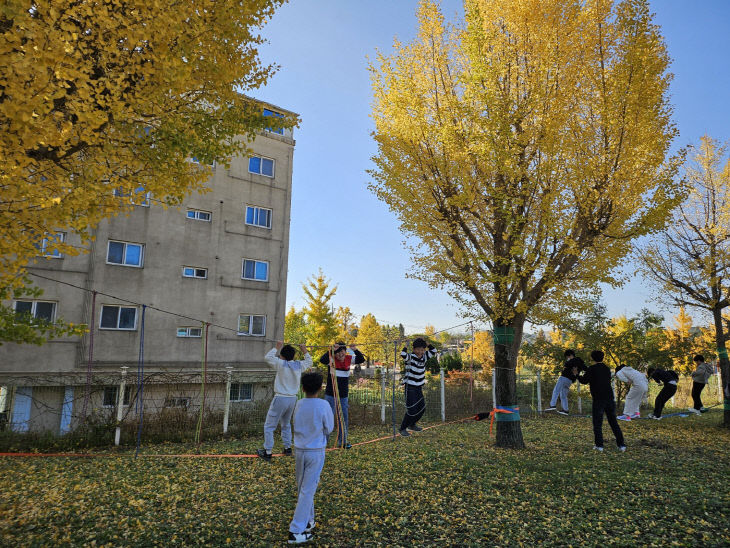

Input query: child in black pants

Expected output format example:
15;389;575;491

647;367;679;419
577;350;626;452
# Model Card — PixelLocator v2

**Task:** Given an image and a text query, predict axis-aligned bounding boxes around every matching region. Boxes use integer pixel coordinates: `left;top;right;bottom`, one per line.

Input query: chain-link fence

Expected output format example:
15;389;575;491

0;367;723;450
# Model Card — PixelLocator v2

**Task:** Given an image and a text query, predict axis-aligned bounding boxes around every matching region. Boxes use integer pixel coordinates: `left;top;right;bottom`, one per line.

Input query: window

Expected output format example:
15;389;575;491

190;156;215;167
238;314;266;336
103;386;131;407
186;209;211;222
230;383;253;402
242;259;269;281
164;397;190;408
37;232;66;258
107;241;144;267
248;155;275;177
263;108;284;135
245;206;272;229
177;327;202;338
113;186;150;206
182;266;208;279
100;305;138;330
14;300;56;322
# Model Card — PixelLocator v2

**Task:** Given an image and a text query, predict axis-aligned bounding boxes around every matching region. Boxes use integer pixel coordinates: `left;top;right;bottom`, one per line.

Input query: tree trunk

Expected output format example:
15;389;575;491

711;308;730;427
493;319;525;448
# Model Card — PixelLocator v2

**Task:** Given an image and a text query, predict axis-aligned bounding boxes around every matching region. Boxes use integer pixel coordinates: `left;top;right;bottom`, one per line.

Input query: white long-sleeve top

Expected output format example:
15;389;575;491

293;398;334;449
615;366;649;390
264;347;313;397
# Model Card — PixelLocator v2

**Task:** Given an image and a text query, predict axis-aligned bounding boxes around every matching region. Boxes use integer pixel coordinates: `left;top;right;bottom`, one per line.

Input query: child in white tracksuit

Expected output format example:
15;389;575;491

615;364;649;420
288;370;334;544
257;341;312;460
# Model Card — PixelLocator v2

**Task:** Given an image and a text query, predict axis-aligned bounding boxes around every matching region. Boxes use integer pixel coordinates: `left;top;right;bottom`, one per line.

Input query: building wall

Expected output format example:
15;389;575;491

0;111;295;408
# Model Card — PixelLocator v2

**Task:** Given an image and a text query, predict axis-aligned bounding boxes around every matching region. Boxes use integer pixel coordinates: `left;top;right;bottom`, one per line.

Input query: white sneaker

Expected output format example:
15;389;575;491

648;413;661;420
545;407;557;411
618;446;627;452
288;531;313;544
617;414;631;421
304;521;316;533
630;412;641;419
593;446;604;452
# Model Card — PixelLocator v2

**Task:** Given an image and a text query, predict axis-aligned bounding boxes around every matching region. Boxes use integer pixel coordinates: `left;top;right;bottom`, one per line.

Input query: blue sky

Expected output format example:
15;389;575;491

257;0;730;335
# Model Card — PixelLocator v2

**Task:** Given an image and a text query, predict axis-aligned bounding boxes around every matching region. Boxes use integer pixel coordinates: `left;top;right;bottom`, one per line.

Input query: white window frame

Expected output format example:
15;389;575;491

102;386;131;408
39;232;66;258
99;305;138;331
245;206;272;229
113;187;151;207
186;209;212;222
177;327;203;338
241;259;269;282
237;314;266;337
189;157;216;167
230;383;253;402
14;300;57;322
182;266;208;279
248;155;275;178
106;240;144;268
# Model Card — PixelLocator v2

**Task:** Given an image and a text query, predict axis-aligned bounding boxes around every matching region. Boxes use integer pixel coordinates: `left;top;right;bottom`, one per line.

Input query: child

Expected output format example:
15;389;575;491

689;354;714;414
647;367;679;419
577;350;626;452
319;342;365;449
546;349;585;415
288;370;334;545
615;364;649;420
257;341;311;461
399;338;437;437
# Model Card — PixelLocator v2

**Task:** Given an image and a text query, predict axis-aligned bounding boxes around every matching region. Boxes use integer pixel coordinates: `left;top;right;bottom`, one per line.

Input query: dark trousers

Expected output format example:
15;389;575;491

400;384;425;430
691;382;706;410
654;383;677;417
591;399;625;448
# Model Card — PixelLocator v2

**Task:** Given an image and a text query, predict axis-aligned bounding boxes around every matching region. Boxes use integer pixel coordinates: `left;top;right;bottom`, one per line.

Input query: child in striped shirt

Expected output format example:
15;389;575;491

399;338;437;436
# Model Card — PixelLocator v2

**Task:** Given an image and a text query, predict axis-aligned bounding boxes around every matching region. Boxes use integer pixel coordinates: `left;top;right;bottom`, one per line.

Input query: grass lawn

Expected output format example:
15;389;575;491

1;412;729;547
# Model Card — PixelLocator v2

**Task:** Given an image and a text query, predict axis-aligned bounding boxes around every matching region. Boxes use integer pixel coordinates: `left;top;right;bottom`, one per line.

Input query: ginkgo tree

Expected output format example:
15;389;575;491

0;0;295;288
640;136;730;427
369;0;684;447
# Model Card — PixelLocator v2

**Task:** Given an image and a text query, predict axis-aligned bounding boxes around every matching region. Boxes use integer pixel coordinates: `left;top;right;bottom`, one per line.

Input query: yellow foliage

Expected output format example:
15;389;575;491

0;0;295;286
369;0;683;329
461;330;494;372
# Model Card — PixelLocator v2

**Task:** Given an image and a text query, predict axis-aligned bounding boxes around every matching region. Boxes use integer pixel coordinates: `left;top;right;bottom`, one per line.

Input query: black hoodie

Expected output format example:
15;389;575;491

577;361;614;400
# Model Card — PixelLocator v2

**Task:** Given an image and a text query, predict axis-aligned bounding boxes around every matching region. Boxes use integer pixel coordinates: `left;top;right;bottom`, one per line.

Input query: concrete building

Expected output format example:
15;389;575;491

0;103;297;435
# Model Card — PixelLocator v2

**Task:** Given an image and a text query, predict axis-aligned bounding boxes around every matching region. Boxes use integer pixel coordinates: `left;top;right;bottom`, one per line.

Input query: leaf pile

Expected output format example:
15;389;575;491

1;413;728;546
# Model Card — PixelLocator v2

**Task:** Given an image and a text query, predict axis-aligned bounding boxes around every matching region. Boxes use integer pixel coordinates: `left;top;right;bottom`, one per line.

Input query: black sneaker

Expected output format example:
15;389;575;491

288;531;312;544
283;447;293;456
557;410;569;416
344;443;352;449
399;429;411;437
545;407;557;411
256;448;272;461
407;425;423;432
304;520;316;533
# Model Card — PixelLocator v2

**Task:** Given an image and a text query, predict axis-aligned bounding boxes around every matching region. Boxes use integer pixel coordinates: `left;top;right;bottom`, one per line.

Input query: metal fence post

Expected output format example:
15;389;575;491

381;367;386;424
717;369;723;404
492;369;497;409
223;366;233;434
440;368;446;422
536;370;542;413
114;366;128;446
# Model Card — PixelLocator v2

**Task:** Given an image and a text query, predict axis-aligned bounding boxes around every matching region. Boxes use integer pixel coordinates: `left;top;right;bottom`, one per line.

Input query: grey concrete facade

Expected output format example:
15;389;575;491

0;104;296;434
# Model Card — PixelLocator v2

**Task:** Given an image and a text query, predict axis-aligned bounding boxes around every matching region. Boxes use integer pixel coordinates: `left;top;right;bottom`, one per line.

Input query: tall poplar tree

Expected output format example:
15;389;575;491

369;0;683;447
640;136;730;426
